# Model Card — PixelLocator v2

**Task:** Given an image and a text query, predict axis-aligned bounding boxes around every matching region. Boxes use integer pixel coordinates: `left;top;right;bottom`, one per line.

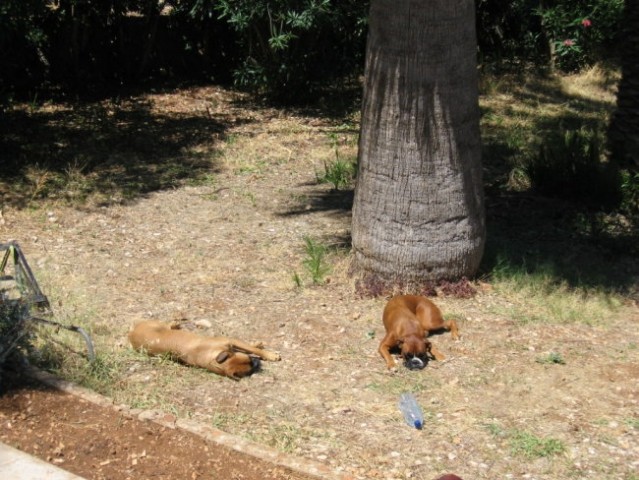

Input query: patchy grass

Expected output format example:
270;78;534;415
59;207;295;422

625;418;639;430
484;423;566;459
487;257;624;326
509;430;566;459
33;337;123;394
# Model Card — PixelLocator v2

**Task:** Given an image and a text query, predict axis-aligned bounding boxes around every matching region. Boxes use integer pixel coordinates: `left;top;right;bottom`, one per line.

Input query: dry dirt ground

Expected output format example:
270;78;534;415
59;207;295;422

0;371;317;480
1;85;639;480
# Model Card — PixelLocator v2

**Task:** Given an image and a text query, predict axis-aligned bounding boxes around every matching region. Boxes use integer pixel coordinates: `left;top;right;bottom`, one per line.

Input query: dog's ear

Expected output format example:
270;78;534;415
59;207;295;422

216;351;230;363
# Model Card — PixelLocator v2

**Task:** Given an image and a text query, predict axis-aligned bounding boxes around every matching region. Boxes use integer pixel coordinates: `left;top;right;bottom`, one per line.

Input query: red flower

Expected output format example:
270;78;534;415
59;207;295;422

563;39;575;47
581;18;592;28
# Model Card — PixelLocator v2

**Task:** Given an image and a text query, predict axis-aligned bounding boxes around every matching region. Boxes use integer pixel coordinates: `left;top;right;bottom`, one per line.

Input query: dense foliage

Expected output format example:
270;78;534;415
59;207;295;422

0;0;625;100
193;0;368;99
477;0;624;70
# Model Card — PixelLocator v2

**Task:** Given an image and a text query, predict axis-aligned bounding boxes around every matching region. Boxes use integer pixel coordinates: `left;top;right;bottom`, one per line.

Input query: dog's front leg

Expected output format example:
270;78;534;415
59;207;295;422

229;339;281;361
427;342;446;361
378;335;398;370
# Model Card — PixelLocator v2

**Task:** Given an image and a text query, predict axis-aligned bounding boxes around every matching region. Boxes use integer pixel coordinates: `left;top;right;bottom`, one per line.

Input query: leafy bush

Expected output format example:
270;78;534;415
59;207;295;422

538;0;624;71
476;0;546;64
475;0;623;71
197;0;369;99
0;0;50;94
620;170;639;215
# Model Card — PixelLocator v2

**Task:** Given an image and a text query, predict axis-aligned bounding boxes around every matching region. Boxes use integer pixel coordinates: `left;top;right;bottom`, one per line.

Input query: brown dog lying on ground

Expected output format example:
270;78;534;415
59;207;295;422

379;295;459;370
128;320;281;380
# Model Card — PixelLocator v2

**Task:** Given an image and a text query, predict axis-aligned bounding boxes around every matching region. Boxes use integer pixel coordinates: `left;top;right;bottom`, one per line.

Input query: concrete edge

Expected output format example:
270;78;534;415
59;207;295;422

25;366;355;480
0;441;85;480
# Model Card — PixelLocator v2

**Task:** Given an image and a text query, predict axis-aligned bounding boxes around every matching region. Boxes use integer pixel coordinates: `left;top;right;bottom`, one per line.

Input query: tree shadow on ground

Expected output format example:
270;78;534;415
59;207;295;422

281;186;354;217
231;79;363;125
480;72;614;188
479;72;638;297
0;92;247;208
481;192;639;298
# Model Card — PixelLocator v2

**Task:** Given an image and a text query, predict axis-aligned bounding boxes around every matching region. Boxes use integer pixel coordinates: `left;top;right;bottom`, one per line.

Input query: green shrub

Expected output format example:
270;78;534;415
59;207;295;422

201;0;368;99
620;170;639;215
538;0;624;71
476;0;623;70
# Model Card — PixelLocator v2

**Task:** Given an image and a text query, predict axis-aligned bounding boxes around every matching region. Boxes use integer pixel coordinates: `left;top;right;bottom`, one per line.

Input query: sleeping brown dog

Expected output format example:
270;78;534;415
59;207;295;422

128;320;281;380
379;295;459;370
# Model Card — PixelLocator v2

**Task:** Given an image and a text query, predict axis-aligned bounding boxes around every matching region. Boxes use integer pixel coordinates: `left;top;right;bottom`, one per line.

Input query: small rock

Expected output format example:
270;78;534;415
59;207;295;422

194;319;213;328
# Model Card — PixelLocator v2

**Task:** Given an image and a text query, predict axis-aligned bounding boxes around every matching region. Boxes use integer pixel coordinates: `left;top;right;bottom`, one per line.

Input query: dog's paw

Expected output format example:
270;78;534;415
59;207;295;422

264;352;281;361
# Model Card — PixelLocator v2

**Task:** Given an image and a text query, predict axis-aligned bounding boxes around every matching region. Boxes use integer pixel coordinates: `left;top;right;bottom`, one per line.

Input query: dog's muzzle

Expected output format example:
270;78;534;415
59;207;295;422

404;354;425;370
250;356;262;371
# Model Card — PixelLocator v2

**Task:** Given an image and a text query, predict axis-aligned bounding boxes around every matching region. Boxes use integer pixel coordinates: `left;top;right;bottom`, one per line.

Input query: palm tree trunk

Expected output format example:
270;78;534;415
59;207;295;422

351;0;485;284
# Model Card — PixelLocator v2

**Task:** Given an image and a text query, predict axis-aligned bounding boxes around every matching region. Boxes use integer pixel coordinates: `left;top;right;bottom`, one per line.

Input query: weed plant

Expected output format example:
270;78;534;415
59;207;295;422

302;236;331;285
292;271;303;288
317;159;357;190
316;132;357;190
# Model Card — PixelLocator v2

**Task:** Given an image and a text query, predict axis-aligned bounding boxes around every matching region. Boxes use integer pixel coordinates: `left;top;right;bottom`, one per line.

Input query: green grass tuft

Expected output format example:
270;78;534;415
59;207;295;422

509;430;566;459
536;352;566;365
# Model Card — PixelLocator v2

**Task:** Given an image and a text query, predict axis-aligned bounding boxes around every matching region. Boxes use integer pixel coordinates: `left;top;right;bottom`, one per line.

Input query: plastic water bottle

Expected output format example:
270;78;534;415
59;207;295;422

398;392;424;429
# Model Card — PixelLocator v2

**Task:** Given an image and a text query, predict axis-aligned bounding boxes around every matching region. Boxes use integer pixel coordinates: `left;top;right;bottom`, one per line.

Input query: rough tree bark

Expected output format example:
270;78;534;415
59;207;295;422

351;0;486;284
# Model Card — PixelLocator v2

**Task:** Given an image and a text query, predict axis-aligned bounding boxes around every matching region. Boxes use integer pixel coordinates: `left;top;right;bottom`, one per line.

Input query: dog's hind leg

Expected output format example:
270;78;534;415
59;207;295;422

443;318;460;340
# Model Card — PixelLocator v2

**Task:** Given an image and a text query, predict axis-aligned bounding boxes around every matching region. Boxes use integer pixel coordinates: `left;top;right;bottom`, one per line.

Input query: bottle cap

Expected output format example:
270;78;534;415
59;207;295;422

414;420;423;429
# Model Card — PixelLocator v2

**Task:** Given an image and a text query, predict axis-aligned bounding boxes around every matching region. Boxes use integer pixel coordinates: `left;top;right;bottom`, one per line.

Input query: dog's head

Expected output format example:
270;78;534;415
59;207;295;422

214;351;261;379
399;336;431;370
